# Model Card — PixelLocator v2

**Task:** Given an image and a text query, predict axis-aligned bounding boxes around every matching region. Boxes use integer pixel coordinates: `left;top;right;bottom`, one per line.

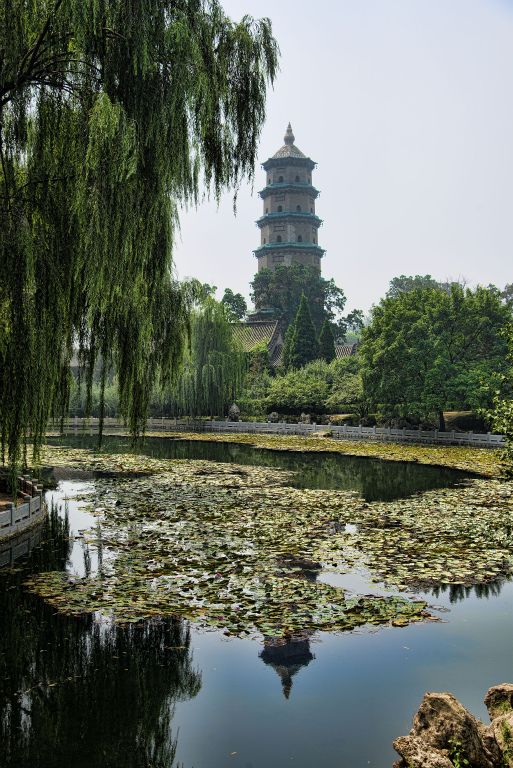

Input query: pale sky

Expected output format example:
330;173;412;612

173;0;513;313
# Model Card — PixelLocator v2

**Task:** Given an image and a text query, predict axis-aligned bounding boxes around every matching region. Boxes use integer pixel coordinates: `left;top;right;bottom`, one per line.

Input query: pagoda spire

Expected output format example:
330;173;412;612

284;123;295;145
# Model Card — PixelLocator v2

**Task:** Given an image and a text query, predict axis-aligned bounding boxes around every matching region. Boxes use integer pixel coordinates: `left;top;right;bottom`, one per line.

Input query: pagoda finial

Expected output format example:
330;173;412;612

284;123;295;146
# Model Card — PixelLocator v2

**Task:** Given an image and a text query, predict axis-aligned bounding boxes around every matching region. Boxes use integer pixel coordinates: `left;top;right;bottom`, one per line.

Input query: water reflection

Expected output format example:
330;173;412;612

260;635;315;699
430;579;505;603
0;511;201;768
47;434;473;501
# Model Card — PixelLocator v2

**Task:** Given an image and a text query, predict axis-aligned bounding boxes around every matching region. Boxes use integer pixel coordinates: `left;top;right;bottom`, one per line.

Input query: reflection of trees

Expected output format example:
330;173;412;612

47;434;470;501
430;579;505;603
0;510;201;768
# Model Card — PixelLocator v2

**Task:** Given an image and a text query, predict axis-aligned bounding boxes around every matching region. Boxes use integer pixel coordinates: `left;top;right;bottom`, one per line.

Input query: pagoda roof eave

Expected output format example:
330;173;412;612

258;183;320;199
262;156;316;171
256;212;323;228
253;242;325;256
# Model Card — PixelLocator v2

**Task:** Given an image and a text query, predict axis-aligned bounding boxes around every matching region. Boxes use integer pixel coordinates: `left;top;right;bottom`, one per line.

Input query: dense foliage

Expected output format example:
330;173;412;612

318;319;336;363
286;293;319;369
0;0;278;472
221;288;247;320
239;357;362;417
489;324;513;476
165;299;246;418
250;263;361;337
360;285;511;430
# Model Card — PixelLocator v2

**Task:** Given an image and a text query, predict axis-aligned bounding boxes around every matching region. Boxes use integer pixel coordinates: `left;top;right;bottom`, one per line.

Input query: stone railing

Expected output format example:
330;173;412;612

0;475;45;541
60;417;506;448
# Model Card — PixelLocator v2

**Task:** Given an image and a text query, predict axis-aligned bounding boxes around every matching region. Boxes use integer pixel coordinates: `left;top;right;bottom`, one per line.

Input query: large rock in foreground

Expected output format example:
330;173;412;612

393;684;513;767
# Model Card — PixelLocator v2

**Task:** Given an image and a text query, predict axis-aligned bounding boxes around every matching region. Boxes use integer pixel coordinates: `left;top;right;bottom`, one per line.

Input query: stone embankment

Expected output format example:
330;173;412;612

394;684;513;767
0;474;45;540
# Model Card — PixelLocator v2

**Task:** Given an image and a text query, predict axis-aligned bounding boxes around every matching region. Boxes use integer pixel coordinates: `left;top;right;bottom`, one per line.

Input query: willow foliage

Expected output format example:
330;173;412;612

0;1;278;471
171;299;246;418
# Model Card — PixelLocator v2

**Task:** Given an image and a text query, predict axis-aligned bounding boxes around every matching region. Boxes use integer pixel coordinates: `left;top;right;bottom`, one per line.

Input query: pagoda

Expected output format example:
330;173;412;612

253;124;325;272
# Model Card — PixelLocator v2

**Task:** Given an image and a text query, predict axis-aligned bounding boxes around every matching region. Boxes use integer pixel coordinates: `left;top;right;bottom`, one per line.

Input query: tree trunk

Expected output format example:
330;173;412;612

439;411;446;432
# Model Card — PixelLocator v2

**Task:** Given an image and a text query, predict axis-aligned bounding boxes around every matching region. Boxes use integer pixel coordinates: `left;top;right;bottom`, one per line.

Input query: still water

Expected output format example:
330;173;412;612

0;440;511;768
45;433;473;501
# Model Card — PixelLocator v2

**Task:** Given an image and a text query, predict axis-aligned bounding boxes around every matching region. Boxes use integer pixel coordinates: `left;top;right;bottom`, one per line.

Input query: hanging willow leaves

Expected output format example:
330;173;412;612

0;1;279;476
169;298;246;417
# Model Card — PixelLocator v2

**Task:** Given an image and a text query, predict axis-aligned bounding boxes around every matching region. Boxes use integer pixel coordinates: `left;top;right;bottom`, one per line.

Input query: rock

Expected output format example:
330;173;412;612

410;691;498;767
392;735;453;767
228;403;240;421
485;684;513;719
485;713;513;767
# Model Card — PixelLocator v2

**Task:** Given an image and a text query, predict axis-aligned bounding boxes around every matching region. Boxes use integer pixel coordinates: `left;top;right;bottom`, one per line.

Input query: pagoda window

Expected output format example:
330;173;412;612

263;238;266;244
265;208;268;214
297;235;303;242
296;205;301;212
278;175;283;183
295;175;300;182
277;205;282;212
311;207;314;213
277;235;282;242
268;178;271;184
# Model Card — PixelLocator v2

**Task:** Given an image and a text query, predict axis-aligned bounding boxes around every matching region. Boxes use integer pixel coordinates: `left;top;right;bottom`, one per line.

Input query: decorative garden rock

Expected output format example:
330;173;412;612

393;686;513;767
228;403;240;421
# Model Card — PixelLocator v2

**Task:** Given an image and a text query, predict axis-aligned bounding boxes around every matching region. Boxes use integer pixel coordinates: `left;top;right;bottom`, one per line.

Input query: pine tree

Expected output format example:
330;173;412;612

318;319;336;363
288;294;319;369
281;323;295;369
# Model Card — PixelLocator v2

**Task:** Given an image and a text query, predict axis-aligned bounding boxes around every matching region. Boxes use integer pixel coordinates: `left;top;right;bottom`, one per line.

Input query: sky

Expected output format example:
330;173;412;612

173;0;513;313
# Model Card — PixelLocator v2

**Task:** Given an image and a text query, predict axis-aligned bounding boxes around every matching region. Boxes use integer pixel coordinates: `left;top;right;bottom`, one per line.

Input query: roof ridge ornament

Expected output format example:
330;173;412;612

284;123;295;145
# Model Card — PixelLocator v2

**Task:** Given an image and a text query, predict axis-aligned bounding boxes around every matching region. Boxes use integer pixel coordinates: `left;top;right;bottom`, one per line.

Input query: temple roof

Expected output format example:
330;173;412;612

232;320;280;352
335;343;358;358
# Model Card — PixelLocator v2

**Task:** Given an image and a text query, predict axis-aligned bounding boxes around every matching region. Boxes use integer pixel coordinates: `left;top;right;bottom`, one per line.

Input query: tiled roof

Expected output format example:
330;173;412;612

272;123;306;160
335;343;358;358
272;143;306;160
232;321;280;352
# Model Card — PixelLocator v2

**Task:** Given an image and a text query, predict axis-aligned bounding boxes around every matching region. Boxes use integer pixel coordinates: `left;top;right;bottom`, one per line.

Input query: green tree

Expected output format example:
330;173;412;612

360;285;510;430
265;360;330;415
250;264;349;335
489;324;513;476
221;288;247;320
325;357;364;414
318;319;336;363
386;274;445;298
0;1;278;473
288;294;319;369
170;299;246;417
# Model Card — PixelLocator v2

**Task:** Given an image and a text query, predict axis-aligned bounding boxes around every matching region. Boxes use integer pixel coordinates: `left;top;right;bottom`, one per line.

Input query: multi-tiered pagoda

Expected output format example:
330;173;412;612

253;124;325;271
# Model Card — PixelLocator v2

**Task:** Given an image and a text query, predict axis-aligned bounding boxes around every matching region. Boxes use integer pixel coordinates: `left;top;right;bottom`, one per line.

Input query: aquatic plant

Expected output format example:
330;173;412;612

23;443;513;637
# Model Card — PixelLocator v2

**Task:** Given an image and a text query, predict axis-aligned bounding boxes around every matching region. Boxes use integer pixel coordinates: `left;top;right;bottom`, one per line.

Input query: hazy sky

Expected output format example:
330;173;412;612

173;0;513;313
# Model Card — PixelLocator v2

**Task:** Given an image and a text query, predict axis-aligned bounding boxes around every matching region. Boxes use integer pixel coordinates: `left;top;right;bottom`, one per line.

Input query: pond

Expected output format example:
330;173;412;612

0;437;511;768
45;433;473;501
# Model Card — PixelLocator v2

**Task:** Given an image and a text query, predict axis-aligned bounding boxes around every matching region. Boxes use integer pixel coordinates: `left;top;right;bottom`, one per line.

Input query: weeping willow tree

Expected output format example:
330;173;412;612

171;299;246;417
0;1;278;474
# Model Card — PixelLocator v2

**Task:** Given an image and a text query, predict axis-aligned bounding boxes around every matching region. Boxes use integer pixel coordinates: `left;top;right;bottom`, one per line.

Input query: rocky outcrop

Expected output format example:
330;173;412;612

393;684;513;767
